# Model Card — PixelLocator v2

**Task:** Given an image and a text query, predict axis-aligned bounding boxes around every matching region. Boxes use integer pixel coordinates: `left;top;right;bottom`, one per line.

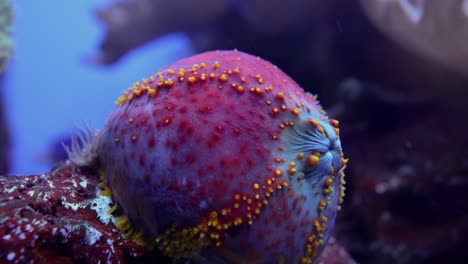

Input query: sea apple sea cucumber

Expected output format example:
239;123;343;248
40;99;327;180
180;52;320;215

66;50;347;263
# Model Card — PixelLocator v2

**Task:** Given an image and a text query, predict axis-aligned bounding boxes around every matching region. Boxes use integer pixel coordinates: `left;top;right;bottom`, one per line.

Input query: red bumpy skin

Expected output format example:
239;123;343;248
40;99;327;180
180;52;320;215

97;50;346;263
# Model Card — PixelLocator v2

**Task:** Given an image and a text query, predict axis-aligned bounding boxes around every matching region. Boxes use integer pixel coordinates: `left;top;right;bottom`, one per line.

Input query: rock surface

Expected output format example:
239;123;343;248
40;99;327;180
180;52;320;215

0;163;355;263
338;109;468;264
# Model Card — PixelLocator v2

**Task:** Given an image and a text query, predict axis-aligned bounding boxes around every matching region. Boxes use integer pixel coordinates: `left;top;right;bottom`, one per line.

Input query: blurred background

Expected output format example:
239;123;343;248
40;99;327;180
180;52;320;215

4;0;192;174
1;0;467;263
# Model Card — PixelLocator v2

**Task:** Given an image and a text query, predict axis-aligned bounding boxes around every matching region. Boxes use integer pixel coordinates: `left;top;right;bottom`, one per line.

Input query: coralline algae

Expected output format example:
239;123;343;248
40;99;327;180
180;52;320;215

69;50;347;263
0;166;140;263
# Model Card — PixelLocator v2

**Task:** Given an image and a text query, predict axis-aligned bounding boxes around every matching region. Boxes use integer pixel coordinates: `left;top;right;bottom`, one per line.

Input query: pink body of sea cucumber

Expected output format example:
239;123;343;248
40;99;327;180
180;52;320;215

88;50;346;263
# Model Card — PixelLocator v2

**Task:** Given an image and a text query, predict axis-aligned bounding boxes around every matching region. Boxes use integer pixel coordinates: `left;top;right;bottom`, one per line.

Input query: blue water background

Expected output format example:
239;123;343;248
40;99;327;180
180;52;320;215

6;1;190;174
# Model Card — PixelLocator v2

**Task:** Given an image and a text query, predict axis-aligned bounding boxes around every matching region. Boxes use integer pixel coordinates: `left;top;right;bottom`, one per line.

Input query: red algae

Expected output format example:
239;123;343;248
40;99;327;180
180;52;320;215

82;50;346;263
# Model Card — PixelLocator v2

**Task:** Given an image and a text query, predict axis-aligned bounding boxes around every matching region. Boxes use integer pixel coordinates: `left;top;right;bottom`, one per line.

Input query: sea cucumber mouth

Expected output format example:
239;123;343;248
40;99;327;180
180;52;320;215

271;115;346;260
281;115;344;182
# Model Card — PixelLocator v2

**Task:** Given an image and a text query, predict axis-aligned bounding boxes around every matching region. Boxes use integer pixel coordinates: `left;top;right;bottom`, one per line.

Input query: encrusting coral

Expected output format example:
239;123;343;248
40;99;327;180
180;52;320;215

0;0;12;72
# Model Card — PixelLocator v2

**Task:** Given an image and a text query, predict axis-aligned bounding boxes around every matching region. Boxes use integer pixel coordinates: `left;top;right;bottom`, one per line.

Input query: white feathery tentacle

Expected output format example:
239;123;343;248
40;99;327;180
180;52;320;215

62;121;99;167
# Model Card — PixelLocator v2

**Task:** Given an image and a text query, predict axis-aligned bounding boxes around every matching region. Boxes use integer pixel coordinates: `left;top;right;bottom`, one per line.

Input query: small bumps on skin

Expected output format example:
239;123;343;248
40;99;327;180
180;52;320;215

97;50;347;263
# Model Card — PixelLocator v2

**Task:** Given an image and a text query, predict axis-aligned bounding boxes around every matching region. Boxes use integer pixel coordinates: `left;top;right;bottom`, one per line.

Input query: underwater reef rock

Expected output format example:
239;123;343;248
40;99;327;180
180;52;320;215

92;0;347;105
92;0;336;65
0;0;13;72
0;165;147;263
93;0;227;64
360;0;468;79
338;109;468;264
93;0;468;114
0;164;355;263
